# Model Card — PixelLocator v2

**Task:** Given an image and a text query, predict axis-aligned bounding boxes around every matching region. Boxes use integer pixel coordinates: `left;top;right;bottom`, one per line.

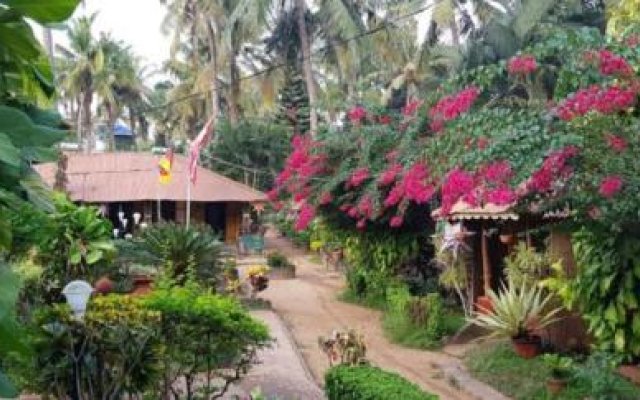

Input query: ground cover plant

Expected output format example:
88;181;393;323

325;365;438;400
466;341;640;400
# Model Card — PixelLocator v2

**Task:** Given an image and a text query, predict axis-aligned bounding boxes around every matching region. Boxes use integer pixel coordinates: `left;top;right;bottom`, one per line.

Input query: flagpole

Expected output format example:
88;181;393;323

186;140;191;229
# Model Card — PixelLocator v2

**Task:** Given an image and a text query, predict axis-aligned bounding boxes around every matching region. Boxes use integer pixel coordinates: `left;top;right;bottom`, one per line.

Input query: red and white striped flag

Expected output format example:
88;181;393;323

187;117;215;184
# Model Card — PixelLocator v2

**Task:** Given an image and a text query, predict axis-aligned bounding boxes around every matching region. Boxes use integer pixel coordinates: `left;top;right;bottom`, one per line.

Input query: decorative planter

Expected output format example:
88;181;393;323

475;295;494;314
500;234;516;245
94;276;114;294
512;335;542;359
546;378;567;395
269;265;296;279
131;275;153;296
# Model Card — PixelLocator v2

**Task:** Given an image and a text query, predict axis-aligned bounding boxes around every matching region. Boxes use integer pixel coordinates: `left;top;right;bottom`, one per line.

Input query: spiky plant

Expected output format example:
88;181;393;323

469;280;563;339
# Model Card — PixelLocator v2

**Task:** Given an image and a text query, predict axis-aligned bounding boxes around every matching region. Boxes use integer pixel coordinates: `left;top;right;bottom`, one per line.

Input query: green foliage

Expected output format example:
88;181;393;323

14;295;160;398
470;280;563;339
607;1;640;36
22;194;115;298
466;341;640;400
123;222;223;286
201;118;292;191
541;353;574;379
325;365;438;400
142;282;271;399
504;243;550;287
266;251;292;269
0;265;26;397
544;228;640;359
277;68;310;134
383;286;462;349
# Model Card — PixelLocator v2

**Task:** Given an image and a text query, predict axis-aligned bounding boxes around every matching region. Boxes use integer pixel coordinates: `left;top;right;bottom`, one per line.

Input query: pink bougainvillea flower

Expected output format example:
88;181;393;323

357;195;374;219
384;184;405;208
346;167;370;189
555;85;636;121
402;99;422;116
605;134;627;152
486;187;517;205
378;163;403;186
319;191;333;205
293;187;311;202
507;54;537;75
347;207;359;218
294;203;315;231
527;146;579;193
599;175;623;198
401;163;435;204
272;201;283;211
441;168;476;214
389;215;404;228
481;161;513;184
356;219;367;230
339;204;351;212
429;86;480;132
597;50;633;76
266;188;279;202
477;137;489;150
378;115;392;125
347;106;367;124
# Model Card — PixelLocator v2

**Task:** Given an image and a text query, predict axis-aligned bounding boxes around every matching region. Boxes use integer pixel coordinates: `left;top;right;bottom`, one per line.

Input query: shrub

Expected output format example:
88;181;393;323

266;251;292;268
142;282;271;399
15;295;161;399
121;223;223;286
325;365;437;400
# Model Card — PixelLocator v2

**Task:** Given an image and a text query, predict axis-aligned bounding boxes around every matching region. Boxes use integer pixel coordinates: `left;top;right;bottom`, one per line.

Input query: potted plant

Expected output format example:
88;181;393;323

266;251;296;279
247;264;270;297
94;276;114;294
542;354;574;395
469;279;563;358
500;233;516;245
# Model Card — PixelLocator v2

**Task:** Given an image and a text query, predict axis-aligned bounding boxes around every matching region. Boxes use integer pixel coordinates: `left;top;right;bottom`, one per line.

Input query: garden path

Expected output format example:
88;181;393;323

255;229;509;400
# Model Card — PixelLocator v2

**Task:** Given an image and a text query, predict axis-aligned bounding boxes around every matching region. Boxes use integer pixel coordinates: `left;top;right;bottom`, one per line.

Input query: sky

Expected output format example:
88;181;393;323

46;0;171;83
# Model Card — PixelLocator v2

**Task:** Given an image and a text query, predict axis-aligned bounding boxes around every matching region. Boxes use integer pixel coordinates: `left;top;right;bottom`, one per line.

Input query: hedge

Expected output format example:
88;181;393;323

325;365;438;400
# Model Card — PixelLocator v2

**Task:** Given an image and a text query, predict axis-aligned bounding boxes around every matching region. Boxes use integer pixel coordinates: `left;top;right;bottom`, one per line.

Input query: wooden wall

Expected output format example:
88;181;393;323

225;202;242;243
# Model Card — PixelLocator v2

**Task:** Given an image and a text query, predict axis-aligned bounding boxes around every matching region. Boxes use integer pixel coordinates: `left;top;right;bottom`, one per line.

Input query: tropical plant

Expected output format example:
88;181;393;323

122;222;223;286
504;243;550;287
201;118;292;191
432;233;472;317
543;228;640;360
14;296;161;399
470;280;563;340
266;251;292;269
142;281;271;399
607;0;640;36
541;353;574;379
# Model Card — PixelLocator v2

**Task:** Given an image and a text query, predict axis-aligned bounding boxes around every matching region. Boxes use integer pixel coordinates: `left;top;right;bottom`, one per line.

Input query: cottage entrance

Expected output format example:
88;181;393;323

205;202;226;237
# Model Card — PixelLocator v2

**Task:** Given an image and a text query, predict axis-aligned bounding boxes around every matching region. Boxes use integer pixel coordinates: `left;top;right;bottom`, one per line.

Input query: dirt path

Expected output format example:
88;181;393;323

257;232;508;400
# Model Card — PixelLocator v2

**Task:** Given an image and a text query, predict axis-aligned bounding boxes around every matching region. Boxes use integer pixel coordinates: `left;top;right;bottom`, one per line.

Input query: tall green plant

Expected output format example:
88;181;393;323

122;223;223;286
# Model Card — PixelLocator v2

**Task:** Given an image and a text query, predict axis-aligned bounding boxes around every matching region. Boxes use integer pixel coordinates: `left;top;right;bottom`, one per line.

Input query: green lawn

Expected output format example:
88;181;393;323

465;341;640;400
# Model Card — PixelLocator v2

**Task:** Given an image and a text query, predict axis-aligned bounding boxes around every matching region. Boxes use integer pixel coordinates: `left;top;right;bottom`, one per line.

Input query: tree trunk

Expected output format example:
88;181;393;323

206;19;220;121
295;0;318;136
106;102;117;151
129;106;136;141
81;90;93;153
227;33;241;126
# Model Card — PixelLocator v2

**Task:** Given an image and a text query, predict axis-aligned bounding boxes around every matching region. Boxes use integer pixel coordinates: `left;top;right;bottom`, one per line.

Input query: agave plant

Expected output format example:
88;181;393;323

470;280;563;340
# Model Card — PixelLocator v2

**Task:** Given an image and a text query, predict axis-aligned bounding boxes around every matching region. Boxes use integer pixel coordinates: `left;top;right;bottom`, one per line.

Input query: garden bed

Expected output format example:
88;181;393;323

465;341;640;400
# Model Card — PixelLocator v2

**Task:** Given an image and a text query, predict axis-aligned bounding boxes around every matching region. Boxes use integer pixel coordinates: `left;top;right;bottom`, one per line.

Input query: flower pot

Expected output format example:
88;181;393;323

500;234;515;245
512;335;542;359
475;295;494;314
94;276;114;294
131;275;153;296
546;377;567;395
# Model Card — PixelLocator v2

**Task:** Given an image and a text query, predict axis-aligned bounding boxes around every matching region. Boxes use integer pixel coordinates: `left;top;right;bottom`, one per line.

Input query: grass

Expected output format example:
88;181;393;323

465;341;640;400
382;309;465;349
338;289;388;310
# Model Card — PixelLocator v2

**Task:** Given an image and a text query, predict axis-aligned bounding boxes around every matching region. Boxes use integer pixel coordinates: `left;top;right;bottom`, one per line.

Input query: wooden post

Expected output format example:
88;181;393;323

481;224;492;295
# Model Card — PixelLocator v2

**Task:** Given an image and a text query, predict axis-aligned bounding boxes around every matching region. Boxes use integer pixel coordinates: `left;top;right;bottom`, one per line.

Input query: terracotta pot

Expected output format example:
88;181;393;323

131;275;153;296
618;364;640;385
475;295;494;314
94;276;114;294
512;335;542;359
546;378;567;395
500;234;515;245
